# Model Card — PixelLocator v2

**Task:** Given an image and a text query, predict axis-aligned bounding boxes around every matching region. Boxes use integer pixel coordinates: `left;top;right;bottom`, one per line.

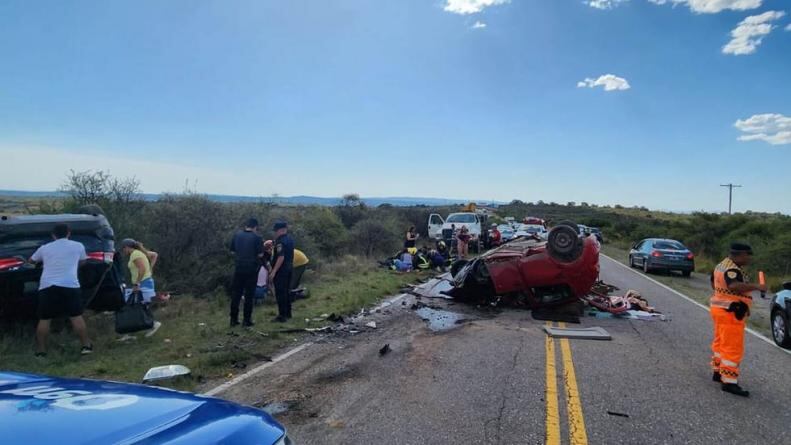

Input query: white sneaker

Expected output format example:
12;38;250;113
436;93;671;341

117;334;137;342
145;321;162;338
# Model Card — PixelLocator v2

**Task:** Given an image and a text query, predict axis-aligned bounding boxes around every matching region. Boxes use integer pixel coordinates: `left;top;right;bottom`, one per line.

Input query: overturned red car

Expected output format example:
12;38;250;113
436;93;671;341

448;223;600;307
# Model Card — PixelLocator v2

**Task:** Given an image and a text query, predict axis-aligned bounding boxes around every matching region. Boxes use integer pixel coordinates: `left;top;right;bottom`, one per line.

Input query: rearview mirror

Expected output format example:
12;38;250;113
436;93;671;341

143;365;191;383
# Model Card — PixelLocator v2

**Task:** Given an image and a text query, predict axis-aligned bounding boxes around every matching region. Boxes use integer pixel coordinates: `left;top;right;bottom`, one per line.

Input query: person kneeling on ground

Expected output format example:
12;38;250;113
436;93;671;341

121;238;162;336
29;223;93;357
428;249;447;272
413;247;430;271
290;248;310;301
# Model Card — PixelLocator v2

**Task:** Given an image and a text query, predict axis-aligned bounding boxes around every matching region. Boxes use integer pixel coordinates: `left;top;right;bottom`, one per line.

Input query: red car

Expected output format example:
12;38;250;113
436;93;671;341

448;223;600;307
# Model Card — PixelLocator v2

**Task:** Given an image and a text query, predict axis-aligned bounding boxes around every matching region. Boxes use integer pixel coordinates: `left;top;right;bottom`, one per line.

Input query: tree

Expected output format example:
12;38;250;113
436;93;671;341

60;170;141;206
350;218;399;257
340;193;364;208
59;170;144;238
336;193;367;228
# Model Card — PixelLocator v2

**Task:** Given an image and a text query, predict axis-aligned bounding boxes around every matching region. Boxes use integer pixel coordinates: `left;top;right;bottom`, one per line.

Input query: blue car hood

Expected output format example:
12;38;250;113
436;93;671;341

0;372;285;445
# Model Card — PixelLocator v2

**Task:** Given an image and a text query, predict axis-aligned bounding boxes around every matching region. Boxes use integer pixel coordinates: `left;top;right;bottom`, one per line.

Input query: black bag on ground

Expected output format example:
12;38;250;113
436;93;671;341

115;291;154;334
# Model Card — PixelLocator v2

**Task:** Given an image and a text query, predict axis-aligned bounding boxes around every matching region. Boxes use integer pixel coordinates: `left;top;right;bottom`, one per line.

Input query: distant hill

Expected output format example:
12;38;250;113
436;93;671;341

0;190;500;208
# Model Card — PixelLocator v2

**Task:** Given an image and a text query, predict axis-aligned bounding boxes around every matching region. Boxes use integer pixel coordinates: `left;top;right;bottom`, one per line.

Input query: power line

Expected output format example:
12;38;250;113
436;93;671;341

720;183;742;214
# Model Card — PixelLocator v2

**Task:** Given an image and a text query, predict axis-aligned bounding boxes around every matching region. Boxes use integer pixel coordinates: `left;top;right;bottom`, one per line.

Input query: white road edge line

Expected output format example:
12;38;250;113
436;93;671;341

203;293;412;397
202;343;312;397
601;254;791;357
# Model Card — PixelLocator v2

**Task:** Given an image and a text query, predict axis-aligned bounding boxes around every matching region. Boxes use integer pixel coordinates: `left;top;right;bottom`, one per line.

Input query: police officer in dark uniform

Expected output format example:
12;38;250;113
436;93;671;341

270;221;295;323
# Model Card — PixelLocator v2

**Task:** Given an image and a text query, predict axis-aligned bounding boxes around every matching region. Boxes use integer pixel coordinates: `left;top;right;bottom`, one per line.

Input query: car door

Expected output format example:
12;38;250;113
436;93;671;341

640;241;654;265
428;214;444;239
631;241;645;264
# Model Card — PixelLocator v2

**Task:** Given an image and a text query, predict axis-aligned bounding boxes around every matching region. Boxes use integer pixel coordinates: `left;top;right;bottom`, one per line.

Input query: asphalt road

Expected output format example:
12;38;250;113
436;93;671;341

216;255;791;445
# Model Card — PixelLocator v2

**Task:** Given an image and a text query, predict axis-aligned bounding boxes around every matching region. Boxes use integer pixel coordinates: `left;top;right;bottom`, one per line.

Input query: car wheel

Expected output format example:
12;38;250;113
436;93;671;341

450;259;469;279
555;220;579;234
642;258;651;274
682;270;692;278
629;255;634;268
547;225;583;262
771;310;791;349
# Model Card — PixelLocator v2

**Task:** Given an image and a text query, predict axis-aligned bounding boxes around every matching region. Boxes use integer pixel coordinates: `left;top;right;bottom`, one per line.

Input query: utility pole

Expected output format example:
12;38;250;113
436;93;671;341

720;183;742;214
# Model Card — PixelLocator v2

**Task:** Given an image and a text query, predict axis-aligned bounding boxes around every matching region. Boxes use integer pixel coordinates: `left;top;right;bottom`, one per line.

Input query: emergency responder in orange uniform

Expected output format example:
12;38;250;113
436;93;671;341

709;242;766;397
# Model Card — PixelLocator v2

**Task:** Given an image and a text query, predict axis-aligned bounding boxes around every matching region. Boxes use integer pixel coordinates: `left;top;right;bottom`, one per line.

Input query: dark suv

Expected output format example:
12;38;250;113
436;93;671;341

0;214;125;320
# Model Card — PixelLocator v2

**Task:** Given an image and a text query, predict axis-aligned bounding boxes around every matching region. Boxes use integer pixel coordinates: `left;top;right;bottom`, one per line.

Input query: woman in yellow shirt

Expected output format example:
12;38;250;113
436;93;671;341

121;239;158;304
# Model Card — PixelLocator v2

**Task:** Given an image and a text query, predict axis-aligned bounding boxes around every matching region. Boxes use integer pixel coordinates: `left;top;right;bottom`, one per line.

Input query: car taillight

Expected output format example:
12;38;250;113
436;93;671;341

686;253;695;260
651;251;663;257
87;252;114;263
0;258;24;271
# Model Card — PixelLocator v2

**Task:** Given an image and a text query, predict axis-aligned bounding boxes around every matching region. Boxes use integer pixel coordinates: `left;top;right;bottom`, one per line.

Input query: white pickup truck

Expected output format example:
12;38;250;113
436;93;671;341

428;212;483;240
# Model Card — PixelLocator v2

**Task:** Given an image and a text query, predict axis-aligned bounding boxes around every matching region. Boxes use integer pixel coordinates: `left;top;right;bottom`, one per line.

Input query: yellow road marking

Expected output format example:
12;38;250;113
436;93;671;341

545;322;561;445
559;322;589;445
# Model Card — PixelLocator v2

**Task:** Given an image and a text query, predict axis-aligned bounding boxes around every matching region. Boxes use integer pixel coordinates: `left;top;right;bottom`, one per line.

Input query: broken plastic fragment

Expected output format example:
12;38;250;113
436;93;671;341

143;364;191;382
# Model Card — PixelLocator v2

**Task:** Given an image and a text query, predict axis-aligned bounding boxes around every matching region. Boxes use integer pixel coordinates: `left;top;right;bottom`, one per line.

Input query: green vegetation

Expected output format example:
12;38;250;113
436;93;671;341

1;261;432;391
500;201;791;289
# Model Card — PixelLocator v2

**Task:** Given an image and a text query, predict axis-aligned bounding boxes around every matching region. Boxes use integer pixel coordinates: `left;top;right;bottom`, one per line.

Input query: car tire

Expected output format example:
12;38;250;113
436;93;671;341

629;255;634;268
547;225;583;262
771;310;791;349
450;259;469;279
555;220;579;234
682;270;692;278
642;259;651;274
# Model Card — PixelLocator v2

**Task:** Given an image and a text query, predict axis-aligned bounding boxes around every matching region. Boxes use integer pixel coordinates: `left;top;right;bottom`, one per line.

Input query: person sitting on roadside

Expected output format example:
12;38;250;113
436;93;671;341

456;225;472;259
29;223;93;357
393;249;413;272
121;238;162;336
255;240;273;304
404;226;419;255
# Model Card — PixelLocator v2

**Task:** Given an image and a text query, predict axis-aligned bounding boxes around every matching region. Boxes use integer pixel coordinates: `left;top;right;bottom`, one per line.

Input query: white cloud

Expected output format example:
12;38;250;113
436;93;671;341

648;0;762;13
577;74;631;91
786;23;791;31
585;0;628;9
471;21;487;29
722;10;786;55
734;113;791;145
443;0;509;15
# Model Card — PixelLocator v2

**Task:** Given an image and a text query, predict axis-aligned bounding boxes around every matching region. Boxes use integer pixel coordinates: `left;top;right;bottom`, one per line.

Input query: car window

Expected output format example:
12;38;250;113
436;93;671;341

429;215;443;225
633;241;644;251
446;214;477;224
0;234;104;257
653;240;685;250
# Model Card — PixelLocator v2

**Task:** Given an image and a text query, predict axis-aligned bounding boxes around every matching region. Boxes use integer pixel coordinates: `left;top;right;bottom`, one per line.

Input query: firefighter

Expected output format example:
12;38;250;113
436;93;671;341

709;242;766;397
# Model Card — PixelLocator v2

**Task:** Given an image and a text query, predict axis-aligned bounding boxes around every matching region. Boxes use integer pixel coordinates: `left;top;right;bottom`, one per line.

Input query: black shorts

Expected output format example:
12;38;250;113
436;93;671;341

38;286;84;320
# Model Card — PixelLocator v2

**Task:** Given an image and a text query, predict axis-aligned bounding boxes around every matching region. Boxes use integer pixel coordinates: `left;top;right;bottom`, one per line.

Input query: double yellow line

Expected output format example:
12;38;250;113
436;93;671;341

545;322;588;445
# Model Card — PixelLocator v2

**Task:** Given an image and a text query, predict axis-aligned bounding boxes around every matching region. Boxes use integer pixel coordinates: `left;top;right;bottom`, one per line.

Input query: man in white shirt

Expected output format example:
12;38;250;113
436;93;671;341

29;223;93;356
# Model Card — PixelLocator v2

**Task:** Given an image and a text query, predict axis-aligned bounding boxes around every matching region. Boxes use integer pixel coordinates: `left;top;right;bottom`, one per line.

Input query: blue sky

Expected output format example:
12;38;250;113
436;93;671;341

1;0;789;212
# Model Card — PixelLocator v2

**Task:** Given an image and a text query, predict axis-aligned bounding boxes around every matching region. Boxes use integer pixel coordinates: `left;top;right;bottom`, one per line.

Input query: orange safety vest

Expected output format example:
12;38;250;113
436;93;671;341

710;258;753;310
